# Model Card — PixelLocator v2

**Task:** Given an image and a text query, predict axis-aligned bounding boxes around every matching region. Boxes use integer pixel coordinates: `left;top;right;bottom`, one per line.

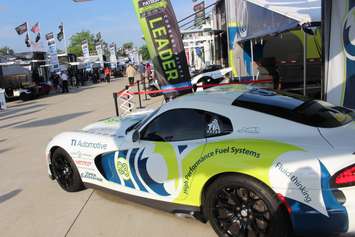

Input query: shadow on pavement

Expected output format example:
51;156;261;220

0;118;35;129
0;189;22;204
0;104;47;118
0;147;13;155
0;109;43;123
46;85;99;98
14;111;92;128
8;101;37;109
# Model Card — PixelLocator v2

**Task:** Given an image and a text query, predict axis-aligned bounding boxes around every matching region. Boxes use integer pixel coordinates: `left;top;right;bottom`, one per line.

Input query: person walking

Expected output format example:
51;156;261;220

138;63;146;84
61;71;69;93
104;67;111;83
145;63;152;81
126;64;136;85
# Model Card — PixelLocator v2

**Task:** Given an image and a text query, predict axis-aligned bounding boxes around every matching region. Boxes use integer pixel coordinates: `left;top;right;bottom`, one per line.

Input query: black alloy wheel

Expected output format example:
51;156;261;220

204;175;290;237
51;148;85;192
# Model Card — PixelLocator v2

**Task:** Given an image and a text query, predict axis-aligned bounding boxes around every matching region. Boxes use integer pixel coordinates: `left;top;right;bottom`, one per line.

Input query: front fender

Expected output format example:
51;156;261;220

45;132;122;177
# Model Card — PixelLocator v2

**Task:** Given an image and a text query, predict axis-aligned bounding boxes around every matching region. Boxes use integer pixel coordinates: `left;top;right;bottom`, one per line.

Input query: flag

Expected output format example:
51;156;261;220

35;33;41;43
25;33;31;47
96;32;101;40
57;23;64;41
15;22;27;35
95;32;102;43
31;22;40;33
46;32;54;41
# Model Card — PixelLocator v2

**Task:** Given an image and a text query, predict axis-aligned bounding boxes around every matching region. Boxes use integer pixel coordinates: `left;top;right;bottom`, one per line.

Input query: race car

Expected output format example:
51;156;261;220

46;87;355;237
191;67;232;92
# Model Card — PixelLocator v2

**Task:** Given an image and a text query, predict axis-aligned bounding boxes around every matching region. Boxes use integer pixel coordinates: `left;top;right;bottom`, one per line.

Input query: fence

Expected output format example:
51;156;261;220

112;79;273;117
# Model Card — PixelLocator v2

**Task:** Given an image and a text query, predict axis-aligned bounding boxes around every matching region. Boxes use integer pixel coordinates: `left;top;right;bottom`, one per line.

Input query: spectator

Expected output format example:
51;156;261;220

104;67;111;83
145;63;152;80
126;64;136;85
61;71;69;93
138;63;146;82
99;69;105;83
53;73;60;93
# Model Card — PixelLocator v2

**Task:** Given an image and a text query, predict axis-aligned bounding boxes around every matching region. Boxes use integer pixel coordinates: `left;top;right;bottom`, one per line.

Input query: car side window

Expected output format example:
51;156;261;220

205;112;233;138
140;109;206;142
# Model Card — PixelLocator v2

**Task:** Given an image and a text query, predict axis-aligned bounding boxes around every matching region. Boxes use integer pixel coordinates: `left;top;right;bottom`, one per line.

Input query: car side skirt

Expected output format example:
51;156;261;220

83;183;207;223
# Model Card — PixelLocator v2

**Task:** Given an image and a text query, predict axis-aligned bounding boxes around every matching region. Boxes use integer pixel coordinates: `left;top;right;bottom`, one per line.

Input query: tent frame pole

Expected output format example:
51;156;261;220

250;39;255;81
303;30;307;96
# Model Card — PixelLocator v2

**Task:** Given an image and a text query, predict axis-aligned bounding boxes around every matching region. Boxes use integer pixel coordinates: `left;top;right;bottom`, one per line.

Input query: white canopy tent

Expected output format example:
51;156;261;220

226;0;322;96
246;0;321;25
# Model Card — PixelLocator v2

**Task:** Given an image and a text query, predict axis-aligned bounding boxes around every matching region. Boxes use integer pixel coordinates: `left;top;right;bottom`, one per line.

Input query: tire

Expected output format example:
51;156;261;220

51;148;85;192
148;86;161;97
203;174;291;237
20;92;31;101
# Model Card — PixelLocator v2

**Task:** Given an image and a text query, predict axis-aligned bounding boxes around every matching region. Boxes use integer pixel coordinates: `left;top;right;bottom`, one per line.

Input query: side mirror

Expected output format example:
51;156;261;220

126;130;140;143
132;130;140;143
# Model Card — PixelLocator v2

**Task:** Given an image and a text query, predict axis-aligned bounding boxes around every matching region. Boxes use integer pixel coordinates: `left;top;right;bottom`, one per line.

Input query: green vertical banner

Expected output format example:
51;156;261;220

325;0;355;108
133;0;192;98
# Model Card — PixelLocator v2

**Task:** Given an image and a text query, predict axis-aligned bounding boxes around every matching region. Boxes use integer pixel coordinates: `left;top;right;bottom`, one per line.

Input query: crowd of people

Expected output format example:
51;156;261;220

48;62;153;94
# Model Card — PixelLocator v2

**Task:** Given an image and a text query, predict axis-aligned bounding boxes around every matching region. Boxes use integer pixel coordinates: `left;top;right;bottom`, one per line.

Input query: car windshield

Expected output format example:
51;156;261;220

233;89;354;128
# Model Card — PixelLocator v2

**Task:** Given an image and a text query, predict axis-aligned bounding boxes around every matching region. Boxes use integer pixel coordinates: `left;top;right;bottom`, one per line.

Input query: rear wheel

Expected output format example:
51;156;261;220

203;174;290;237
51;148;85;192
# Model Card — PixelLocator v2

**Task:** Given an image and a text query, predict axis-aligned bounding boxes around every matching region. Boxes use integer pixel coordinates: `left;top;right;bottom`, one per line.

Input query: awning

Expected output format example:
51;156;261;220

227;0;321;42
246;0;321;25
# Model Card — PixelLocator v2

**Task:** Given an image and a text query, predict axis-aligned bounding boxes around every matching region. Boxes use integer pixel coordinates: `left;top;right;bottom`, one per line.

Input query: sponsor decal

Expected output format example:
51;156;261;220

236;0;248;39
342;6;355;61
237;127;260;134
75;160;92;167
85;127;118;136
139;0;162;8
269;152;328;217
71;151;92;160
80;171;103;182
71;139;108;150
274;162;312;203
115;157;131;181
102;117;120;125
183;146;261;195
176;139;302;206
207;119;221;135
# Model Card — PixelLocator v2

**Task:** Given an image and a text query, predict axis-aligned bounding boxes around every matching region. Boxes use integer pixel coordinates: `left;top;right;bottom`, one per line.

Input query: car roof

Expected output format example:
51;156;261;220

173;85;247;106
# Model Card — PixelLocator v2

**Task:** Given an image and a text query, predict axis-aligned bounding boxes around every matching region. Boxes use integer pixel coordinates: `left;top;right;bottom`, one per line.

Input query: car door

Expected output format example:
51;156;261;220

102;108;208;202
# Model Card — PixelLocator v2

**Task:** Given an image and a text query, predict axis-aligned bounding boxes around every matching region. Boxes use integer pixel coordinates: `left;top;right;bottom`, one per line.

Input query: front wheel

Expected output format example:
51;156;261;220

203;174;291;237
51;148;85;192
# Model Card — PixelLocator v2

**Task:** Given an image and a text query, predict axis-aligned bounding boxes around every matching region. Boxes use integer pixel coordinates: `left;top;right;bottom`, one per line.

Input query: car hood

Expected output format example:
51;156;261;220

319;122;355;151
81;110;152;138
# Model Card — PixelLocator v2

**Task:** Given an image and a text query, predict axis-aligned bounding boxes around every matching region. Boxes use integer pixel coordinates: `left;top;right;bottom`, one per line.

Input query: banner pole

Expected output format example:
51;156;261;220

63;23;68;56
303;30;307;96
27;22;33;52
250;40;255;81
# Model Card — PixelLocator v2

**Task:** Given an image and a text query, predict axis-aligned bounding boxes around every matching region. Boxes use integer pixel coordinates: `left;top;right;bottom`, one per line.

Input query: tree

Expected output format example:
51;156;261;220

122;42;133;50
0;47;14;56
139;45;151;61
57;49;65;54
68;31;96;57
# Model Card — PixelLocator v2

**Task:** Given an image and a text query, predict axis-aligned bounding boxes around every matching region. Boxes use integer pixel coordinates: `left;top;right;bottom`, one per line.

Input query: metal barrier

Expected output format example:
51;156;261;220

114;86;135;117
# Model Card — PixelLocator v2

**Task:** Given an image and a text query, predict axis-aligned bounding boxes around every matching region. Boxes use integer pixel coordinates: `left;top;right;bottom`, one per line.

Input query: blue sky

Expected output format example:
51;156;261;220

0;0;214;53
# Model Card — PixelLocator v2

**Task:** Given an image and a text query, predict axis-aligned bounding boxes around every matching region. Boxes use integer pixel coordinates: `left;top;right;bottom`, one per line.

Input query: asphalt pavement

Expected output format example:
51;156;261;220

0;79;215;237
0;79;354;237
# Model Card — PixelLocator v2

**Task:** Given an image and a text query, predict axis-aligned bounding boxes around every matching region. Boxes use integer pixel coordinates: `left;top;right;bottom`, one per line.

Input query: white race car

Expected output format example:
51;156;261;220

191;67;232;91
46;88;355;237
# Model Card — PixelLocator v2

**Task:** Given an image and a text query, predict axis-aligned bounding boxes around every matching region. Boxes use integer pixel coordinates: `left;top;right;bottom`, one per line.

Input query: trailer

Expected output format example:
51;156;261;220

0;52;51;101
